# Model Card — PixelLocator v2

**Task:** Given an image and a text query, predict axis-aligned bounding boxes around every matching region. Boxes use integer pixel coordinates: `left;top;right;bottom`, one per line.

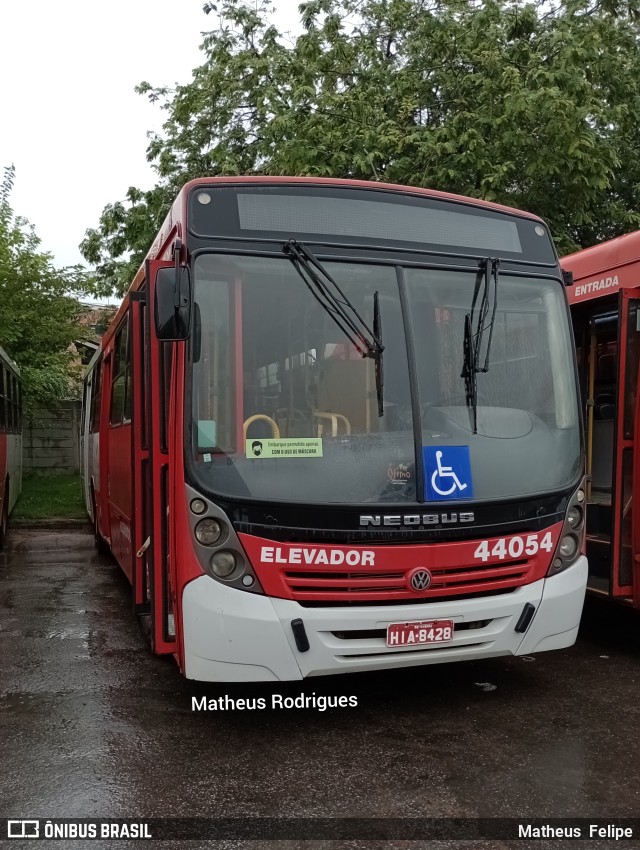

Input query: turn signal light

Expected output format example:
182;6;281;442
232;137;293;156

190;498;207;515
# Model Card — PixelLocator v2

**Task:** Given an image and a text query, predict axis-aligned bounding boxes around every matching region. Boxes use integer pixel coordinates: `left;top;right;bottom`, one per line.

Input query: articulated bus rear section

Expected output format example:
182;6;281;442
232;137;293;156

81;176;587;682
0;346;22;550
562;232;640;609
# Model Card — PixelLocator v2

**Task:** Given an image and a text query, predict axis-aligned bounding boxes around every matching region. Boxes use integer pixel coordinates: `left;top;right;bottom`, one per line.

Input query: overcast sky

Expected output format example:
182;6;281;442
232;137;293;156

0;0;301;275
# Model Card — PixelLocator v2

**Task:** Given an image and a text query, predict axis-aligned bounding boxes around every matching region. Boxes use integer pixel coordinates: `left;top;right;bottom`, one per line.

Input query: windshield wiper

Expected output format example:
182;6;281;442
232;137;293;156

461;258;500;434
283;239;385;417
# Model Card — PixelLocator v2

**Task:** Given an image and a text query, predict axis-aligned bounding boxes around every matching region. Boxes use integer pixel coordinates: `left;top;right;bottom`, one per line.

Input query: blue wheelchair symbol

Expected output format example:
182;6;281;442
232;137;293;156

424;446;473;501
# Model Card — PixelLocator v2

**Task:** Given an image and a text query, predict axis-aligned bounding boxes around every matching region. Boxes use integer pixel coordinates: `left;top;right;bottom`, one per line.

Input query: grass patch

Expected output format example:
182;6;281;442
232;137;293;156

13;473;87;521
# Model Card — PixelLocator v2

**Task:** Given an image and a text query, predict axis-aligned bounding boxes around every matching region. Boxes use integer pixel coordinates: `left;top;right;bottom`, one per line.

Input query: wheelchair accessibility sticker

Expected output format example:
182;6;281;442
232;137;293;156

424;446;473;501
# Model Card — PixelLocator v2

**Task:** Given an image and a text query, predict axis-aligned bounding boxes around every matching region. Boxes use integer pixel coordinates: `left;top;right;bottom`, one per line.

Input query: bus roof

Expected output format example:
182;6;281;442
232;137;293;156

97;176;552;353
562;230;640;305
180;176;548;223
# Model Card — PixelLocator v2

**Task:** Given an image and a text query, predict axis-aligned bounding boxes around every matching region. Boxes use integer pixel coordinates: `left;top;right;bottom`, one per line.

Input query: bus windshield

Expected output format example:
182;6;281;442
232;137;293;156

190;253;581;504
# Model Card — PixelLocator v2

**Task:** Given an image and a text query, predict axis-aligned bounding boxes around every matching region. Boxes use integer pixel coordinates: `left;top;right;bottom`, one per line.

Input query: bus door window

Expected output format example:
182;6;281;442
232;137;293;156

618;302;640;588
110;318;129;426
191;278;234;454
123;323;133;424
140;298;150;451
623;303;640;440
580;314;618;588
159;343;173;453
590;332;617;500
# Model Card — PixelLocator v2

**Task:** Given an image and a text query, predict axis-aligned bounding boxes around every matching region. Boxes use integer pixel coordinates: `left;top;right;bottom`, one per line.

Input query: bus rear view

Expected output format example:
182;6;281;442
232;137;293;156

84;178;587;682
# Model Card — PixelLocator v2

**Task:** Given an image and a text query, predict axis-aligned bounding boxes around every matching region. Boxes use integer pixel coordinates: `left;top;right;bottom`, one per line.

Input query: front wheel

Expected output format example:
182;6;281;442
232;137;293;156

0;483;8;551
92;493;108;555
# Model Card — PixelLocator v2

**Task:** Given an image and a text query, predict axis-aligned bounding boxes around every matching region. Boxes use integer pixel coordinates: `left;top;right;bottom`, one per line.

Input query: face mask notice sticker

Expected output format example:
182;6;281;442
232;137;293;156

245;438;323;459
423;446;473;501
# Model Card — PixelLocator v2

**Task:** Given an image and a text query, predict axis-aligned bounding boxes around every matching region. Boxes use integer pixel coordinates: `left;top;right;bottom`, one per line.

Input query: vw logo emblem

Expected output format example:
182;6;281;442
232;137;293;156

408;568;432;592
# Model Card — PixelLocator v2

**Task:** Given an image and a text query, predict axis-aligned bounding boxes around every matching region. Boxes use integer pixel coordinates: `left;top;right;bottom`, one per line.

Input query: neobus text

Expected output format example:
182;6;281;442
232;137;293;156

359;513;475;527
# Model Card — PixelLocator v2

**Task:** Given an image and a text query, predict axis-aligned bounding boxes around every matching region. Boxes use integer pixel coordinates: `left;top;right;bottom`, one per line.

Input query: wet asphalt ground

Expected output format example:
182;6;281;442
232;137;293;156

1;528;640;850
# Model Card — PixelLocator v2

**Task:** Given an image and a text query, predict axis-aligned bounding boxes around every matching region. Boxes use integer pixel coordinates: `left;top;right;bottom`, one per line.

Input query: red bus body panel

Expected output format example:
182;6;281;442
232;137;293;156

107;423;133;580
239;524;563;603
561;233;640;609
563;231;640;306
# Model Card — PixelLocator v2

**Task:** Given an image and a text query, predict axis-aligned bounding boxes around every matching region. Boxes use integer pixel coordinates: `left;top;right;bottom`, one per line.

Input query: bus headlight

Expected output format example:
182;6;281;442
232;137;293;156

558;534;579;560
547;481;585;577
186;486;263;593
195;518;222;546
210;550;237;577
566;506;583;529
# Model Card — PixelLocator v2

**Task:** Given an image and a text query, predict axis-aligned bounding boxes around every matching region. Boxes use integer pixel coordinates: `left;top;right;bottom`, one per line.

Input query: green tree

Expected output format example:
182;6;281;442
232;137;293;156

82;0;640;294
0;166;93;409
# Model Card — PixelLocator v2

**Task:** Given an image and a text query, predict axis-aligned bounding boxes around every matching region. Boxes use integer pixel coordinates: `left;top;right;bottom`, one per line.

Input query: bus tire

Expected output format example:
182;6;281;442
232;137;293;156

92;490;108;556
0;480;8;551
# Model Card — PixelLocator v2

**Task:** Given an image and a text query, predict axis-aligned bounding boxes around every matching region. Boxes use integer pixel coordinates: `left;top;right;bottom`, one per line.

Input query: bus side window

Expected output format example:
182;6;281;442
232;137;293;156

0;368;5;432
123;318;133;423
110;319;129;426
160;343;173;452
81;380;88;431
7;369;14;432
90;362;102;433
12;376;19;432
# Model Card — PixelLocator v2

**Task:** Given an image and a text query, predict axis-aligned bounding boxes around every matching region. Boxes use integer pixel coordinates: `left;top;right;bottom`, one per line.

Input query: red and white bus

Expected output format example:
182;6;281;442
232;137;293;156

82;177;586;682
562;233;640;608
0;345;22;549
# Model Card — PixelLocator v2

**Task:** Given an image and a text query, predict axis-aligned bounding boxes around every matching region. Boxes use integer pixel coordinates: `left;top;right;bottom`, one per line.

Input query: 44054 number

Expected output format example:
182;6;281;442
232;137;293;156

473;532;554;562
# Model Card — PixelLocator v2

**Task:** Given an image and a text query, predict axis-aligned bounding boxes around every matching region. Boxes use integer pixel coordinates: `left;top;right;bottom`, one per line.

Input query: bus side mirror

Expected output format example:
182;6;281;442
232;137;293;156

155;266;192;341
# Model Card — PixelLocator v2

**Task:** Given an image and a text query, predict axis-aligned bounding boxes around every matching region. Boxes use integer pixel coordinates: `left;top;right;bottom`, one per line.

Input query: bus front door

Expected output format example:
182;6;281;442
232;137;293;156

131;267;177;656
612;291;640;599
582;310;617;595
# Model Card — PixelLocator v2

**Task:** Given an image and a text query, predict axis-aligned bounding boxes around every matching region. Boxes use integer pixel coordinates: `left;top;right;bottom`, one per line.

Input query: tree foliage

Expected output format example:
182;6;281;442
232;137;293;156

0;166;93;409
82;0;640;295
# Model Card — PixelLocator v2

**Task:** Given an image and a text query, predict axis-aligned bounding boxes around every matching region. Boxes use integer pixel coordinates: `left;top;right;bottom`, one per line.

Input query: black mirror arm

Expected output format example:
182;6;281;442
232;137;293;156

173;238;183;311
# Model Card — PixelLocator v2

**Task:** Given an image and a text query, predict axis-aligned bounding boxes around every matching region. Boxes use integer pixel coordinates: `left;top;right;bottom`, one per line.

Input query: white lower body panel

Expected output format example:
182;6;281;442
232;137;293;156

182;556;588;682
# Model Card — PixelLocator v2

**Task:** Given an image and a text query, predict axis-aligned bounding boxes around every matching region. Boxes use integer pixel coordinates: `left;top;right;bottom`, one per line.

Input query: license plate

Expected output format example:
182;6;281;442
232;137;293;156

386;619;454;648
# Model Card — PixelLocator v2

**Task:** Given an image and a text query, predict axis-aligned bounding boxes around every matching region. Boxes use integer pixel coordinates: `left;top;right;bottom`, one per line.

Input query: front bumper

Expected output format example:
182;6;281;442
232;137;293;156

182;556;587;682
